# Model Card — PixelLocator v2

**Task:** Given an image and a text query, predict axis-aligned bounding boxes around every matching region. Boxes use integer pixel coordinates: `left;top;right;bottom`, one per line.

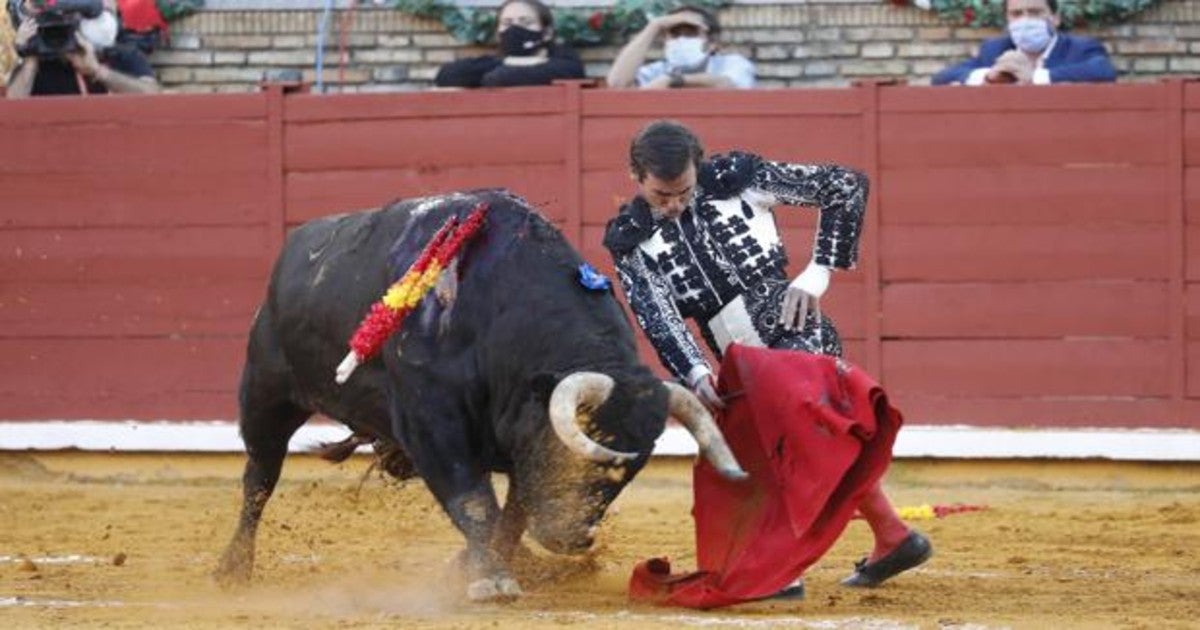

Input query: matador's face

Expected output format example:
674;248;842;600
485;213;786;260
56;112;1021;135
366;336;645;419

635;163;697;221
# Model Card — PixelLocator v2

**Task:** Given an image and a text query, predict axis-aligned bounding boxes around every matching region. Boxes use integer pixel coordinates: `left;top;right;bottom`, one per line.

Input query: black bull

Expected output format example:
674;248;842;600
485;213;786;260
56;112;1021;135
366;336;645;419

213;190;745;601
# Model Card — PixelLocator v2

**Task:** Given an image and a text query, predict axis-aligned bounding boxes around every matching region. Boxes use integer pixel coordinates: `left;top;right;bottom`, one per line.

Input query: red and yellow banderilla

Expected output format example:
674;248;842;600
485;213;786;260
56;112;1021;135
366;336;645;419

334;203;488;384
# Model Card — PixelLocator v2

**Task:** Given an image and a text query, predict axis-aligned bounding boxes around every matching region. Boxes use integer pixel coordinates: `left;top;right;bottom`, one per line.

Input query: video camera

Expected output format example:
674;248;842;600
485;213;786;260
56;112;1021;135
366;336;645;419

16;0;105;59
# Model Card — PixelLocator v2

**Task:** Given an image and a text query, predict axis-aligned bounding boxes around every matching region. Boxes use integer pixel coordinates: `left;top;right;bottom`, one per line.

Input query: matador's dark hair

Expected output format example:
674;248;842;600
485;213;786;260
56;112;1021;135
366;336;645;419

629;120;705;182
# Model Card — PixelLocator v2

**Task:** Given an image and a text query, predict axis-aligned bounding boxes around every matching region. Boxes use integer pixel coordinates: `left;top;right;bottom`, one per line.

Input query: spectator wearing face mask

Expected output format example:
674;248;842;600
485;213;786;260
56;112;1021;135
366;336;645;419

931;0;1116;86
6;0;159;98
434;0;584;89
606;4;754;90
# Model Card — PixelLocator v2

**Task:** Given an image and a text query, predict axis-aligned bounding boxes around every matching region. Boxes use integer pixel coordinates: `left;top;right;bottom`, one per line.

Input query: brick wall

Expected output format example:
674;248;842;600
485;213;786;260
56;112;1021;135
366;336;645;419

157;1;1200;92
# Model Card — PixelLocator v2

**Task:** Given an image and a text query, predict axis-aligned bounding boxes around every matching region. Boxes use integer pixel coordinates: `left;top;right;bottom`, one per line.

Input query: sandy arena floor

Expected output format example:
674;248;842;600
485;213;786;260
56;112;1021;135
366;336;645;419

1;451;1198;629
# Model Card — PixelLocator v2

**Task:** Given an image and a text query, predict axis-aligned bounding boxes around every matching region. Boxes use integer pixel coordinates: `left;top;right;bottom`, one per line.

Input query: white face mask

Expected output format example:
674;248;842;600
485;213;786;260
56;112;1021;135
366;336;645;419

1007;16;1053;54
664;36;709;71
79;10;119;50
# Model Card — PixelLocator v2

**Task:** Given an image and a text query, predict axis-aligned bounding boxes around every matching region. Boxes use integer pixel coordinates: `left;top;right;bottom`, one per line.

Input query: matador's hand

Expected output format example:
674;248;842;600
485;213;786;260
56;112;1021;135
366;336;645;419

781;262;830;331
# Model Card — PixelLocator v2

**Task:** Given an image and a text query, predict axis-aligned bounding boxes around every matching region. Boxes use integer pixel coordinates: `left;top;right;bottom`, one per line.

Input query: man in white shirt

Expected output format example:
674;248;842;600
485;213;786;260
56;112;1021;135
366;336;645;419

606;4;755;90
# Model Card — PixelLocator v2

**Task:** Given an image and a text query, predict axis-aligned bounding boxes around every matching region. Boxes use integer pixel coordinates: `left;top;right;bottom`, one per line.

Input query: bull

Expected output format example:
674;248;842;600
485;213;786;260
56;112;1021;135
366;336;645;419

213;189;745;601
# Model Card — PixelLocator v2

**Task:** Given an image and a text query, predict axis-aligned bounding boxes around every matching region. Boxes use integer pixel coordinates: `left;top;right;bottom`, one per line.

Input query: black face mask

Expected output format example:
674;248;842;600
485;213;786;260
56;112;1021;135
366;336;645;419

499;25;547;57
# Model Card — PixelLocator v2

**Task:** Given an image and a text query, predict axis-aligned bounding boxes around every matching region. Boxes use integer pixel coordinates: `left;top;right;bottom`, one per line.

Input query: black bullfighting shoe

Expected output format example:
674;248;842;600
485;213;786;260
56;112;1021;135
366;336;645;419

769;577;806;601
840;530;932;588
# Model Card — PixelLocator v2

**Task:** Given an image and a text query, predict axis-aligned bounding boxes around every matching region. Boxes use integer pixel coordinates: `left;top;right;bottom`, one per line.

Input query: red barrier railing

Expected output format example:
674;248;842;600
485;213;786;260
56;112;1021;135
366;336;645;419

1;80;1195;429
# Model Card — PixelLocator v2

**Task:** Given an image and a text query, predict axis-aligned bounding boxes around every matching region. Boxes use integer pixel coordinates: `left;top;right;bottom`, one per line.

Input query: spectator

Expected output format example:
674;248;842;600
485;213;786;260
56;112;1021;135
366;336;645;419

434;0;584;89
6;0;159;98
931;0;1116;86
606;4;754;90
1;1;16;83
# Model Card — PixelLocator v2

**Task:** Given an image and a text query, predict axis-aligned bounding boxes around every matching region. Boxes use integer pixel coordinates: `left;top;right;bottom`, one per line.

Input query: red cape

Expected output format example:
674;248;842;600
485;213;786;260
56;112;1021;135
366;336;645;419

629;344;903;609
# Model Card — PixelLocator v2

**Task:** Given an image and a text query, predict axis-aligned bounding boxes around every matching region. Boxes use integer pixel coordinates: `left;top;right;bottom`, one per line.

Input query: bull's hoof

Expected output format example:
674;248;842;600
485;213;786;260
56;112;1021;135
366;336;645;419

466;576;523;602
212;567;251;590
212;555;253;590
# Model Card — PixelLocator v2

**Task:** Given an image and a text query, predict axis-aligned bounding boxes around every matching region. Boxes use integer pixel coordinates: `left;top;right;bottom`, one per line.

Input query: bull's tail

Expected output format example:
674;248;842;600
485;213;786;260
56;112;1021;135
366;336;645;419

314;433;373;464
315;432;420;482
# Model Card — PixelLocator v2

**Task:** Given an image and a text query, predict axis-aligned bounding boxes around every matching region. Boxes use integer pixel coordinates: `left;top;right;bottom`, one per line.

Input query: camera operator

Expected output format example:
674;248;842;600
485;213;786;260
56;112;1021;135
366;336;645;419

6;0;159;98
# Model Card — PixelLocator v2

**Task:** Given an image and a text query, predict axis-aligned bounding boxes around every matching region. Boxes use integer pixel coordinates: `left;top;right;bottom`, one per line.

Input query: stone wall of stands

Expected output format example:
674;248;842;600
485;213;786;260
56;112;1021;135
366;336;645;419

147;2;1200;93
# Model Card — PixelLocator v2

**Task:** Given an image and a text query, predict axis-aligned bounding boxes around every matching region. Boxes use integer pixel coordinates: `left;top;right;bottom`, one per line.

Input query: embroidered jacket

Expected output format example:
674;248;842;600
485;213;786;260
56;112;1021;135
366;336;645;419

603;151;867;381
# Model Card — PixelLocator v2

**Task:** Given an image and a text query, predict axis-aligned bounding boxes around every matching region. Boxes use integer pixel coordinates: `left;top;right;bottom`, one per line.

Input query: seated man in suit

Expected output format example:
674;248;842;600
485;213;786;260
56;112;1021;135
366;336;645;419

932;0;1116;86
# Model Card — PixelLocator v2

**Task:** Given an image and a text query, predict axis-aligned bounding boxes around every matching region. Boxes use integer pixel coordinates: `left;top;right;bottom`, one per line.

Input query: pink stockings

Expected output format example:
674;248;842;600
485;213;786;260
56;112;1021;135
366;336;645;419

856;481;911;562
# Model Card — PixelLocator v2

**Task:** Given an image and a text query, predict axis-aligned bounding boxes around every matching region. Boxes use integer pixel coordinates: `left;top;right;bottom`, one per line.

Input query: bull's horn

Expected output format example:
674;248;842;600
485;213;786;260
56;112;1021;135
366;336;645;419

549;373;640;464
664;382;749;481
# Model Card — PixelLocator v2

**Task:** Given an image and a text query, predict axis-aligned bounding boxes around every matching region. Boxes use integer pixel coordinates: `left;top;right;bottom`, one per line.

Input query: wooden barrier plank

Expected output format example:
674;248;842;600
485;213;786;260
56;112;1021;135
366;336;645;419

881;165;1166;226
578;224;618;280
0;170;269;228
581;170;634;226
1191;342;1200;397
881;83;1162;114
0;93;266;125
1184;81;1200;111
882;339;1169;397
285;115;567;172
890;395;1184;429
841;340;868;364
286;166;569;224
0;281;262;338
0;227;272;283
881;111;1165;167
882;224;1168;282
1186;167;1200;225
284;87;566;122
882;281;1168;338
1189;226;1200;281
1185;112;1200;166
0;337;243;419
1169;81;1187;427
582;87;863;117
581;116;863;172
0;120;268;175
1188;284;1200;339
816;284;867;340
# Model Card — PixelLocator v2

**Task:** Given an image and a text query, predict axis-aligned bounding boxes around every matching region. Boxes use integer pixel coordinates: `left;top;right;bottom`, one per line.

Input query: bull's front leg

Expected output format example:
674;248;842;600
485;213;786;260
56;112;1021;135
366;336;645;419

490;478;528;562
443;483;523;602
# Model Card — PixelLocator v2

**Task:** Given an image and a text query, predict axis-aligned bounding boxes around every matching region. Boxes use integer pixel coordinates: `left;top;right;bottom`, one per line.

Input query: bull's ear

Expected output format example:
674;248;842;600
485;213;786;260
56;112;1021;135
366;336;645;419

529;372;562;402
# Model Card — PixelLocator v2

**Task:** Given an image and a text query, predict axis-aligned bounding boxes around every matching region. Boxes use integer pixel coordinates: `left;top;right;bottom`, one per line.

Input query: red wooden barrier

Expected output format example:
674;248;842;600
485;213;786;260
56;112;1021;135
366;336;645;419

0;81;1195;429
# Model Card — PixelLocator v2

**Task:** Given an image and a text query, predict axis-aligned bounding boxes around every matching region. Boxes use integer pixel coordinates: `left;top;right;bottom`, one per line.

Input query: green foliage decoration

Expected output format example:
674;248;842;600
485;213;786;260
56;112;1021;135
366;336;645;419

888;0;1161;29
155;0;204;21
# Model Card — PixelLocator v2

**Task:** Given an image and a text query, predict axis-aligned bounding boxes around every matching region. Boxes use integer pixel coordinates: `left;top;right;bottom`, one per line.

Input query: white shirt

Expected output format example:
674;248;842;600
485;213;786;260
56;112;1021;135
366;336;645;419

636;53;757;89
